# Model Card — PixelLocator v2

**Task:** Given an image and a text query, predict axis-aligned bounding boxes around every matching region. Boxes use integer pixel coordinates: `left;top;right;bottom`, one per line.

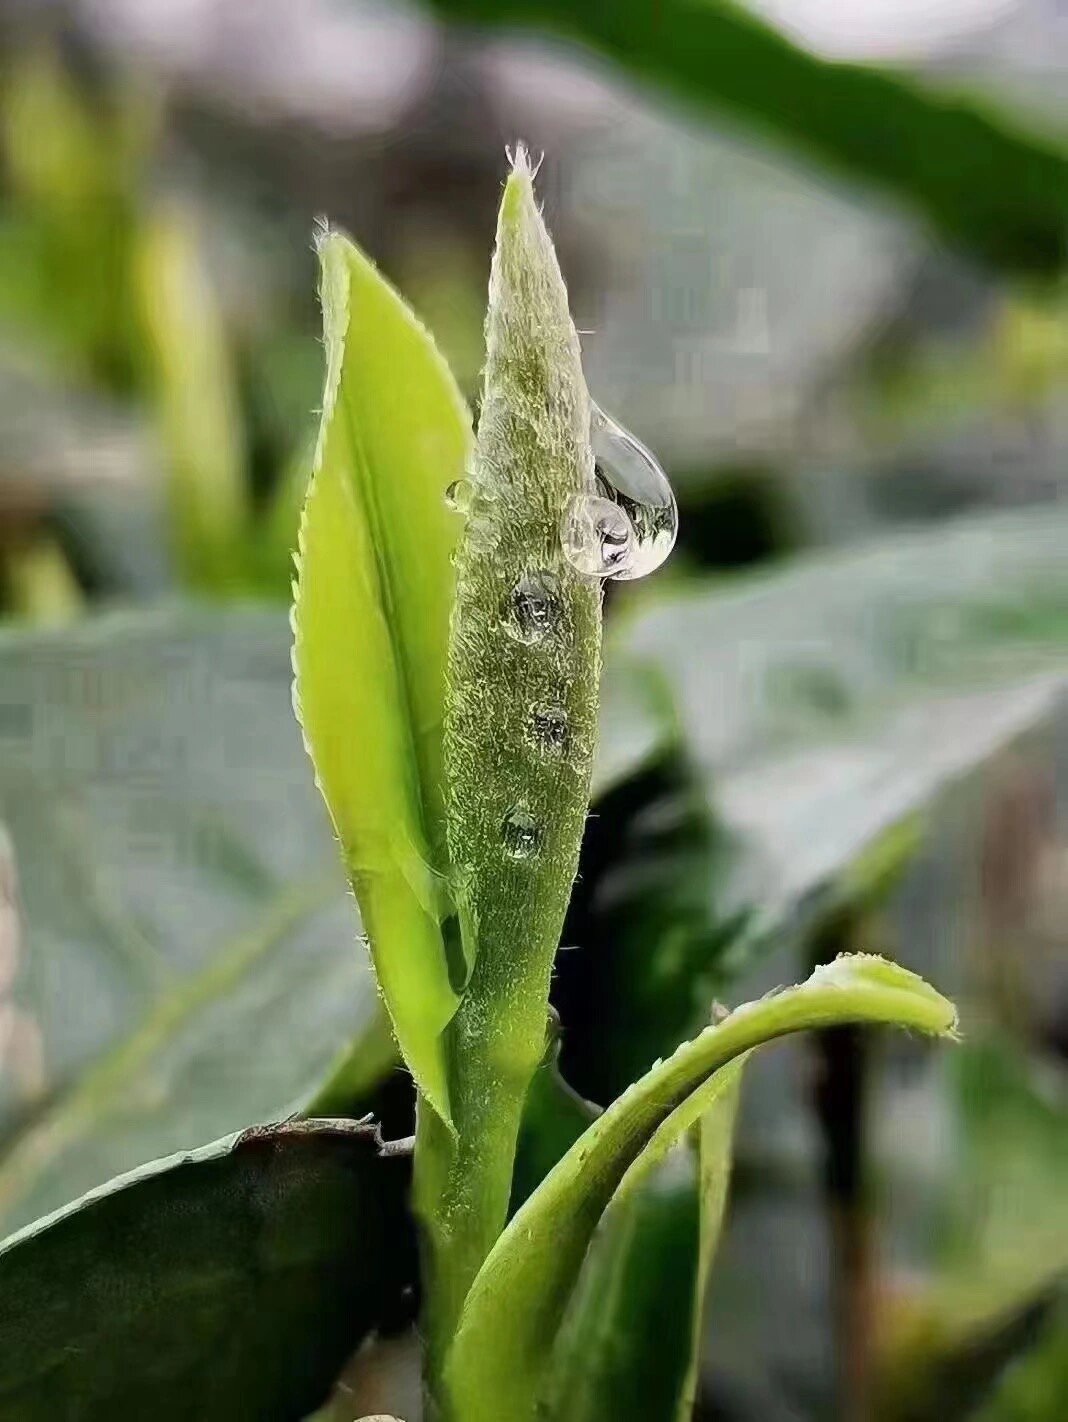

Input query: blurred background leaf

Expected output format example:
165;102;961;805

423;0;1068;276
0;609;372;1235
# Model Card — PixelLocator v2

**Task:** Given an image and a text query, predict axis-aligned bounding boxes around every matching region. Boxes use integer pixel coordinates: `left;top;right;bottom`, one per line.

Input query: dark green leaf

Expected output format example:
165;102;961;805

0;1118;414;1422
555;749;749;1107
424;0;1068;276
510;1033;598;1214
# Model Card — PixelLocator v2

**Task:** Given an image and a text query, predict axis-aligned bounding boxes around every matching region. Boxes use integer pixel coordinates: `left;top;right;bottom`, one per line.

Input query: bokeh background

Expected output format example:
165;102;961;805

0;2;1067;1419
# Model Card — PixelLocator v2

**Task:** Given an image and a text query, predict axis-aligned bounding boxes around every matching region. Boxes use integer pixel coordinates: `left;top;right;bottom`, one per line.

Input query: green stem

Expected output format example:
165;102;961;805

413;968;553;1406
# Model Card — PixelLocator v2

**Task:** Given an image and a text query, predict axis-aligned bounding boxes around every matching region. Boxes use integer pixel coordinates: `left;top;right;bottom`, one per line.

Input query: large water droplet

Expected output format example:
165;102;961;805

560;493;633;577
444;478;473;513
506;572;561;643
530;704;569;753
582;403;677;581
501;806;540;859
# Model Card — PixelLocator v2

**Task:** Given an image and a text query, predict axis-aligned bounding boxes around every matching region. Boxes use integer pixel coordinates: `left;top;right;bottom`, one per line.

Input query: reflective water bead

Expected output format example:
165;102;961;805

560;492;633;579
506;571;562;643
444;478;473;513
589;402;677;581
501;806;540;859
530;704;569;752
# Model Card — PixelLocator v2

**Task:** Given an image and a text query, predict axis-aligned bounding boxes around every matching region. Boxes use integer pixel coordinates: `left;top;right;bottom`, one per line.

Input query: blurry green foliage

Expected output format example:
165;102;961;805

0;48;148;387
0;48;307;603
424;0;1068;276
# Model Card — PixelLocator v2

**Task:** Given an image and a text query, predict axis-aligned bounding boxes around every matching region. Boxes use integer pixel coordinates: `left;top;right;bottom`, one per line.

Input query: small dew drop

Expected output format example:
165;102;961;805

501;806;540;859
588;402;678;581
531;704;569;753
444;478;473;513
506;572;562;644
560;493;633;579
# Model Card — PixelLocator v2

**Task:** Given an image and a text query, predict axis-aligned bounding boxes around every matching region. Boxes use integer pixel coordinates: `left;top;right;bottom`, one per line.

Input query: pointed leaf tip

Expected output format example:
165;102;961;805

808;953;959;1038
293;229;474;1126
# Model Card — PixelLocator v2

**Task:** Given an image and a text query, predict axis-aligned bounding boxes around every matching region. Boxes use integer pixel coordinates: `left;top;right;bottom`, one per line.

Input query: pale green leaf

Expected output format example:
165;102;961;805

293;231;473;1123
617;502;1068;939
445;954;956;1422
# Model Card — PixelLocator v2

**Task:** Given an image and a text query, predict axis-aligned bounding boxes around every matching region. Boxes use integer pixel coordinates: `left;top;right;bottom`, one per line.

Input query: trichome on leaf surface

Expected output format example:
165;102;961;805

292;146;957;1422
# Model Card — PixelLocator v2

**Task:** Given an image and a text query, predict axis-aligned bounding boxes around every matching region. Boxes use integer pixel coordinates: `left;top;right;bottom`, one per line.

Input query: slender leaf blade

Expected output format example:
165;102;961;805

544;1065;743;1422
445;955;956;1422
293;231;473;1122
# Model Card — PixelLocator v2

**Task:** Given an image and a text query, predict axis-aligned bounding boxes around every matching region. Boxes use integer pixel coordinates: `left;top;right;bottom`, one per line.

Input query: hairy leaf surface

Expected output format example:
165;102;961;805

414;149;603;1376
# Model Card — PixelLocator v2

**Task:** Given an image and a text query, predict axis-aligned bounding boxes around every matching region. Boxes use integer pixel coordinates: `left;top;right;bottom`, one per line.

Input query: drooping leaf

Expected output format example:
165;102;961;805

0;607;380;1235
445;955;957;1422
0;1119;414;1422
543;1065;743;1422
413;148;602;1377
423;0;1068;277
293;230;473;1123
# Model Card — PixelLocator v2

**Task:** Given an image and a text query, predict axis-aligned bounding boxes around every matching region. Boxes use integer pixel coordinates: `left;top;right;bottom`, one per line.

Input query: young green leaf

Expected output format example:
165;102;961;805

543;1065;743;1422
293;232;473;1124
444;955;957;1422
413;146;602;1385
